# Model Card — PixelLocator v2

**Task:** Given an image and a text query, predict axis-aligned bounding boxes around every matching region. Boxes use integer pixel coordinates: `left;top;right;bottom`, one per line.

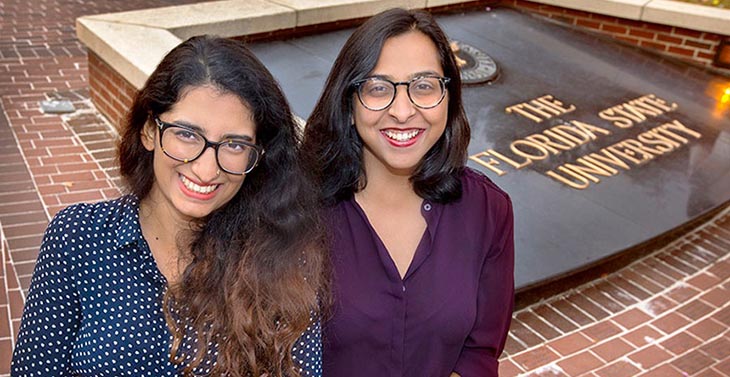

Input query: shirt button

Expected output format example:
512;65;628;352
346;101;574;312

424;203;432;211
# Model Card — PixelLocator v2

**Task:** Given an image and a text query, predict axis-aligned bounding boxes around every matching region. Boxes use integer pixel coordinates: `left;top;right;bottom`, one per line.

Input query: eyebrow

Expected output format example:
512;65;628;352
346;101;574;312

369;70;443;80
170;120;255;142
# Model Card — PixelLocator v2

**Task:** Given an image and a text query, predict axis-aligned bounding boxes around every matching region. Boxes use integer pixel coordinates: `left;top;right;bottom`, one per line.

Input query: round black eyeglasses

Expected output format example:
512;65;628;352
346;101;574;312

154;117;264;175
352;75;451;111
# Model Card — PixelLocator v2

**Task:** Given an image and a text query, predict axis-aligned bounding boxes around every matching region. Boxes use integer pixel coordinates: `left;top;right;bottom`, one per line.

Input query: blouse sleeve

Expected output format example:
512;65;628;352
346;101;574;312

453;193;515;377
11;208;82;376
292;315;323;377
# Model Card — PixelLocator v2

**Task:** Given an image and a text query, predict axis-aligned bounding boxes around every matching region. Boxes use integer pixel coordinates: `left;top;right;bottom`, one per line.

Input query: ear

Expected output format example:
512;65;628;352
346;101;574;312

140;121;156;152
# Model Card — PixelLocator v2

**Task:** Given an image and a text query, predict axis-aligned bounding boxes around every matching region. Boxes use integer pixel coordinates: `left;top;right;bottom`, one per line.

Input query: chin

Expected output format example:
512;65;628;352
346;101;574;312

175;202;215;221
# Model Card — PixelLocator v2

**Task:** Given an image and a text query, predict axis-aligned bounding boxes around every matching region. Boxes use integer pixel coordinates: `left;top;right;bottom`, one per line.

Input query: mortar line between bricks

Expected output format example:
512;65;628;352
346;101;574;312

522;204;729;316
615;271;656;299
1;99;52;223
608;277;656;308
588;280;631;311
512;264;730;374
514;290;730;376
507;210;730;373
637;260;687;293
639;303;730;374
683;244;719;265
1;223;19;347
701;235;730;257
61;103;120;196
664;244;708;274
710;225;730;239
653;244;703;279
541;302;588;336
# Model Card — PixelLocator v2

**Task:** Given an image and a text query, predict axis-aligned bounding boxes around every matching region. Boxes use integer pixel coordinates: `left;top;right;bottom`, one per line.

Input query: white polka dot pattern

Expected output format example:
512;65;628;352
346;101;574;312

11;195;322;376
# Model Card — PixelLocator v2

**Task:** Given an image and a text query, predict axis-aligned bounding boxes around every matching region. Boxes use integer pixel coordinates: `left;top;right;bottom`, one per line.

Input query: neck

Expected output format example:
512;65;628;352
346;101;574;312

357;151;420;207
137;187;195;279
140;204;181;242
139;194;192;242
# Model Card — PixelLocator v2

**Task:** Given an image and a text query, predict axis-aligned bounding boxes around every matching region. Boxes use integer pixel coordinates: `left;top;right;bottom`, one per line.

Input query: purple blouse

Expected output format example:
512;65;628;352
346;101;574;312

323;168;515;377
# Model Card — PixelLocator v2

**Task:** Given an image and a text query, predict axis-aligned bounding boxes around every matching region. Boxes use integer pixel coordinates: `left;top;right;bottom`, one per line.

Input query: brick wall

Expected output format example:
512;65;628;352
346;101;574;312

88;52;137;132
505;0;730;75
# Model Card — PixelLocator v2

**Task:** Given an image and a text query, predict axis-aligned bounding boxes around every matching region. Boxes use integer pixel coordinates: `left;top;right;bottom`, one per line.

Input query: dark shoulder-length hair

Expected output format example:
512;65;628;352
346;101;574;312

302;8;470;205
118;36;326;377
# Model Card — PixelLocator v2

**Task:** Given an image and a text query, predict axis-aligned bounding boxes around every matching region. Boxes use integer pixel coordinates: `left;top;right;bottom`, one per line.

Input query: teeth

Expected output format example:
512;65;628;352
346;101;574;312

383;129;420;142
180;175;218;194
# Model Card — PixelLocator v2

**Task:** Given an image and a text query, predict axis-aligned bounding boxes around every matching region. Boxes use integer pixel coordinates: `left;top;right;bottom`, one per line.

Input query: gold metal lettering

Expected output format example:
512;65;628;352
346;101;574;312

543;129;578;148
552;125;591;144
524;134;573;154
582;155;621;174
505;95;577;123
627;99;662;116
487;148;532;169
527;98;564;117
662;120;702;140
510;140;550;161
546;167;590;189
607;144;643;165
564;158;618;183
598;109;634;128
637;130;677;153
643;94;677;111
570;120;611;139
505;104;545;123
597;94;679;129
588;149;631;170
612;106;647;123
620;139;657;162
468;152;507;176
539;95;576;113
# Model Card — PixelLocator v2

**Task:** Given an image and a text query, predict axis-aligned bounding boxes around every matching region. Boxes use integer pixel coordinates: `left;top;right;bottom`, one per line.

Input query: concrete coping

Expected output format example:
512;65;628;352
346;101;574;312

76;0;730;90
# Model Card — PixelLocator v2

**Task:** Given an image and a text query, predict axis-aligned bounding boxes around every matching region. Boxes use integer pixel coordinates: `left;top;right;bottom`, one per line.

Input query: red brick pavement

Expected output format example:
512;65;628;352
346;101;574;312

499;215;730;376
0;0;729;376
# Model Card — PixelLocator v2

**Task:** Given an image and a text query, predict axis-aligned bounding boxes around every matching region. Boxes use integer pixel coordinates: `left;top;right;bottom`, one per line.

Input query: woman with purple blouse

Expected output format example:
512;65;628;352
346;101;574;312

302;8;515;377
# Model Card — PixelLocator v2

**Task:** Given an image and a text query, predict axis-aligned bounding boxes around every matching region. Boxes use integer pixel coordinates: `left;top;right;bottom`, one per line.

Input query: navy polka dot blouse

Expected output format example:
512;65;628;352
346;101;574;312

11;195;322;376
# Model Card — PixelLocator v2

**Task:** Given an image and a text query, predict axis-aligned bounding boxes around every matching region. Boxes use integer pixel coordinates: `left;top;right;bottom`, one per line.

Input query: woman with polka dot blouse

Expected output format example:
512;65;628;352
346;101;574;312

11;36;327;377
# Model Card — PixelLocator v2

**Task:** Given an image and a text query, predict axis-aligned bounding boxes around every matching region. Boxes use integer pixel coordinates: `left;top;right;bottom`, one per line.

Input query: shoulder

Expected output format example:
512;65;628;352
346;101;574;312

50;195;134;227
454;170;514;257
459;168;512;213
325;195;353;219
44;195;137;243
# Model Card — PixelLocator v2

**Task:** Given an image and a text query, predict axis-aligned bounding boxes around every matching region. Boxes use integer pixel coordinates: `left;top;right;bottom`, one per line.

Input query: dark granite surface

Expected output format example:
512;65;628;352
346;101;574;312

249;7;730;289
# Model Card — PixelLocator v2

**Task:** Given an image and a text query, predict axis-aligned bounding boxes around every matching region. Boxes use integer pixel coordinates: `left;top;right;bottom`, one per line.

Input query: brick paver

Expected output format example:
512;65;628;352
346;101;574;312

500;216;730;376
1;0;729;376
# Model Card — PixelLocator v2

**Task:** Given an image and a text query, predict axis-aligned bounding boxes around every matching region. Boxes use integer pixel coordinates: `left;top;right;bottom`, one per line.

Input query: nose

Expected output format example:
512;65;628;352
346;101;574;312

387;85;416;122
190;146;220;182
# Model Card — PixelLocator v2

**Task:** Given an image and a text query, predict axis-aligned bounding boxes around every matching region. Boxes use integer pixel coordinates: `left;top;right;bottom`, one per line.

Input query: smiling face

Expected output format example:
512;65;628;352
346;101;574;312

353;30;448;178
141;85;256;222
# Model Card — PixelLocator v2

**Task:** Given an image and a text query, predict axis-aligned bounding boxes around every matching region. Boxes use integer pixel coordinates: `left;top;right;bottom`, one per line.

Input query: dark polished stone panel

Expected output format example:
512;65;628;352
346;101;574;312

249;7;730;289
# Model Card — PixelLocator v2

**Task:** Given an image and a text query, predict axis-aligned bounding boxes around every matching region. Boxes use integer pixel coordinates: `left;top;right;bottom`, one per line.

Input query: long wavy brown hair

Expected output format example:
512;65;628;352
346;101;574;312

118;36;327;376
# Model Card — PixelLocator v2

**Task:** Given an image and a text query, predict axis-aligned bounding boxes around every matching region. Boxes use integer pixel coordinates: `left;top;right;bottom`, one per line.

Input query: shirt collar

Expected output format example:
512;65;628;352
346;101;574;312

420;199;443;242
115;194;144;248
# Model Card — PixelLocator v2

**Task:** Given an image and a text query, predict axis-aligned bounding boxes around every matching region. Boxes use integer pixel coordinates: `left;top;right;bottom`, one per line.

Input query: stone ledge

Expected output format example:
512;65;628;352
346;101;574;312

268;0;427;27
643;0;730;35
527;0;648;20
531;0;730;35
77;0;730;92
76;0;450;91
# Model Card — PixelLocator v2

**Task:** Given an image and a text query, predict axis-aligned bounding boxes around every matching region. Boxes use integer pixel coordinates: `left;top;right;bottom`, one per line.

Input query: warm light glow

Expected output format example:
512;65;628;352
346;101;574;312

708;81;730;118
722;87;730;104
